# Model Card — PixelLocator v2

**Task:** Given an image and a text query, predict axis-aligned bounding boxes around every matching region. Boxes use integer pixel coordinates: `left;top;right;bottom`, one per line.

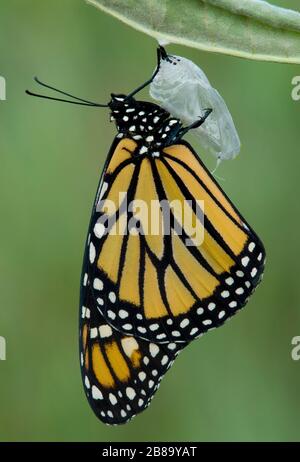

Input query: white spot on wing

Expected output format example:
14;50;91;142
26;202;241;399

99;324;113;338
109;292;116;303
139;146;148;155
221;290;230;298
90;327;98;339
172;331;181;337
138;372;146;382
92;385;103;400
190;327;199;336
225;277;234;286
89;242;96;264
149;343;159;358
251;267;258;278
167;343;176;350
156;333;166;340
107;310;116;320
109;393;117;405
235;287;244;295
161;355;168;366
85;376;90;389
81;306;87;318
248;242;256;252
119;309;128;319
94;222;105;239
126;387;136;400
180;319;190;328
121;337;139;358
93;278;103;291
241;256;250;267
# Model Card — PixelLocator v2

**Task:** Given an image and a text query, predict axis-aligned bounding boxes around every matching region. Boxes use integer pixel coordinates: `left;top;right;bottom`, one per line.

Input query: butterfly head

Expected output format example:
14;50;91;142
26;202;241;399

108;93;137;129
108;93;184;155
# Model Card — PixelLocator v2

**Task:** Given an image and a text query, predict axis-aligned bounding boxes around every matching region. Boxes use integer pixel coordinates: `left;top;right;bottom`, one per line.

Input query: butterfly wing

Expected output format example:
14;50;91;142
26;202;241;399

80;271;183;424
84;138;265;344
80;137;186;424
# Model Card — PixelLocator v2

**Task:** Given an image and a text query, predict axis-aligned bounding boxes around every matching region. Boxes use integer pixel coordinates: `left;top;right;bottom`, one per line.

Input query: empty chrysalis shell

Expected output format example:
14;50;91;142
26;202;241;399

150;50;241;161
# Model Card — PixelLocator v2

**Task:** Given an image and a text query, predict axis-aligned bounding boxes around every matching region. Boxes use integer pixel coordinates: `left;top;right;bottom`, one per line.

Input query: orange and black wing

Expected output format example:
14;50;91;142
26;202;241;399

80;270;184;424
83;137;265;344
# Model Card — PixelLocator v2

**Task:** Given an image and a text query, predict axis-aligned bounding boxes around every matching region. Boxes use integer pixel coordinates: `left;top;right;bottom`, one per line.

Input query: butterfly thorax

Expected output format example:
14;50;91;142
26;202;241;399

109;94;183;157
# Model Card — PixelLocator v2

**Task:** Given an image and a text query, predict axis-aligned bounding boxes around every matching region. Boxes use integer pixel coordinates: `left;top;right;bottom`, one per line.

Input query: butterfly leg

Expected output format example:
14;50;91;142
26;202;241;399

177;108;213;139
126;47;163;99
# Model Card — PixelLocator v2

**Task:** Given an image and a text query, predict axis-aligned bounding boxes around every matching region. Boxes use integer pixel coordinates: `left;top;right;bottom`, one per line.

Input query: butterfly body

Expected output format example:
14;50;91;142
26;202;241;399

108;94;186;157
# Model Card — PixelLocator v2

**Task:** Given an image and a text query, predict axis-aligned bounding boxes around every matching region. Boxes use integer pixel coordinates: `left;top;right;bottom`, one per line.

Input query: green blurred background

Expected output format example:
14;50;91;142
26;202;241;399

0;0;300;442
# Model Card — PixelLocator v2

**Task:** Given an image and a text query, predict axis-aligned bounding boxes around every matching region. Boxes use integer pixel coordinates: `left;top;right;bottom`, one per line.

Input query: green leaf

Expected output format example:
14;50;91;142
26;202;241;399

86;0;300;64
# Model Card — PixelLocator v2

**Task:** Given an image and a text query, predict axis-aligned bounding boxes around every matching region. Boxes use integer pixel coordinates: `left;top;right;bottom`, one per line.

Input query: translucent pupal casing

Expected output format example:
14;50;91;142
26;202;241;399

150;54;241;161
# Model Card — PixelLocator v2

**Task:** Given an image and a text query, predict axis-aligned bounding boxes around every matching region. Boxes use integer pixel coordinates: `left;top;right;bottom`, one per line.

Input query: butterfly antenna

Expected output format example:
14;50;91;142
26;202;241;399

26;76;108;107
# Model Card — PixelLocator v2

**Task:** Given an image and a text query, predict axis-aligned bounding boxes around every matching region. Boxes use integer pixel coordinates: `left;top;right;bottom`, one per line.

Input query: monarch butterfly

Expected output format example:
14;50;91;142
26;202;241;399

26;46;265;425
